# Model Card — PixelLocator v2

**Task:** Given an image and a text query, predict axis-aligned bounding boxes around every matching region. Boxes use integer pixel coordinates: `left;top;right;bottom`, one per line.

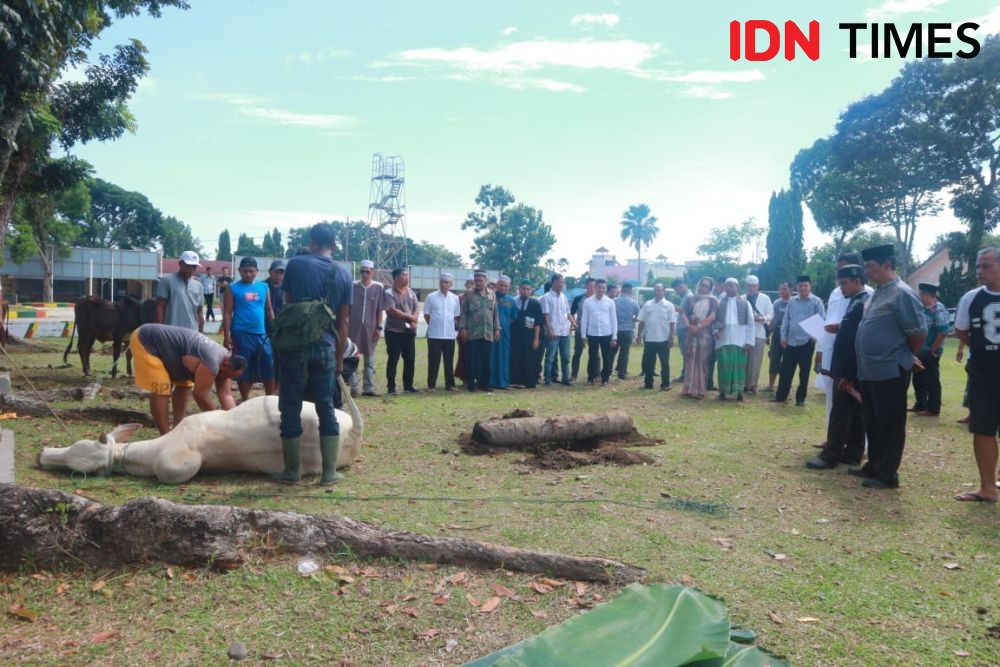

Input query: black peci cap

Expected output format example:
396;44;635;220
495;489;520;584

837;264;864;280
918;282;939;294
861;244;895;262
796;275;811;284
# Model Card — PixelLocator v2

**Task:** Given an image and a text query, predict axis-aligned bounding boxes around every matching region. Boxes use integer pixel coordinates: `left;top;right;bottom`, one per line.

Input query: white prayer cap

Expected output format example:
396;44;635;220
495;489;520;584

360;259;375;269
725;277;739;286
497;275;511;285
744;275;759;286
465;274;475;281
440;272;453;281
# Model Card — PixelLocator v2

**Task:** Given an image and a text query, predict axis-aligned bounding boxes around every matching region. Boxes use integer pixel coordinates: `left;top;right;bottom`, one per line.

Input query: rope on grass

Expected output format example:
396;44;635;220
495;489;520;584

0;341;72;434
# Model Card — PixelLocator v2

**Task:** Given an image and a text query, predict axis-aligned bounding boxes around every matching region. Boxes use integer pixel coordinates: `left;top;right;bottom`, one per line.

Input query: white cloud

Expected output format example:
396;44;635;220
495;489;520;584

866;0;949;20
394;38;659;74
971;4;1000;34
680;86;733;100
656;69;765;84
238;106;357;129
503;77;587;93
570;13;621;27
501;26;518;36
284;48;352;65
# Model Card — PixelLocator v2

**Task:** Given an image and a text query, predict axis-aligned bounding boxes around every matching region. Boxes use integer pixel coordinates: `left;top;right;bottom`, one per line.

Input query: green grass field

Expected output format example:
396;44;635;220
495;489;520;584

1;337;997;666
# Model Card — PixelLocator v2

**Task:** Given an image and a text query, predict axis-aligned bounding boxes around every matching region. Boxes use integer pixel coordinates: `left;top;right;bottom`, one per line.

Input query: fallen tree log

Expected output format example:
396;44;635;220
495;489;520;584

0;394;153;426
29;383;102;402
473;411;633;447
0;485;645;584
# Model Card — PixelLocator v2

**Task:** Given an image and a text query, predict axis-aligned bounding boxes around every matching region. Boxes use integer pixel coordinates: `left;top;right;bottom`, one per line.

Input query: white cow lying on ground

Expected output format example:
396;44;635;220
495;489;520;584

38;378;363;484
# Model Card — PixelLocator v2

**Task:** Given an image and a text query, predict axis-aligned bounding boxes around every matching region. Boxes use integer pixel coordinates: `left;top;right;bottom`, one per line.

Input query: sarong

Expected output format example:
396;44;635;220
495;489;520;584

716;344;747;396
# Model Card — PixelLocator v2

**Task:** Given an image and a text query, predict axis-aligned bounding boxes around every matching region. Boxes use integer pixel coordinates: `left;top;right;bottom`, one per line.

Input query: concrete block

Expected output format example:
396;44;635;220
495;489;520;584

0;371;10;396
0;429;13;484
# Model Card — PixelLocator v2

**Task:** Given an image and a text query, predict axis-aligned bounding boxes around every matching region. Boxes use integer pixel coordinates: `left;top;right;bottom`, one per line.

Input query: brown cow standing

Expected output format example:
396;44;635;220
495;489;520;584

63;296;146;377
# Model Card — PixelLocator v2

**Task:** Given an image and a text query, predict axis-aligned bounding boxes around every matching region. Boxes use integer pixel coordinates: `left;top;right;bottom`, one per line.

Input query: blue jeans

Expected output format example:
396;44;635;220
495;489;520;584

544;335;571;384
279;344;339;438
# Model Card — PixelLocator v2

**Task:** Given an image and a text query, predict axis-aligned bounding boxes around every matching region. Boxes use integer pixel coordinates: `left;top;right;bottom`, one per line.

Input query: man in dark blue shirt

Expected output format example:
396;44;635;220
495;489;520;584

274;223;353;485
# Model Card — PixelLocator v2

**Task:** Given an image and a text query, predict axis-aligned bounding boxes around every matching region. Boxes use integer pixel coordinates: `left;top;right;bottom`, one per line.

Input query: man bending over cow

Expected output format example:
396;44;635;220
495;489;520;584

130;323;246;434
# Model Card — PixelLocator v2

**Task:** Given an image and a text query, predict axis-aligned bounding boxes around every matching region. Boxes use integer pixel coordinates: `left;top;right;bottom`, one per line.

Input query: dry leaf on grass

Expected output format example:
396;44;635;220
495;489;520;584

449;572;468;585
796;617;820;624
491;583;515;598
165;567;174;580
539;577;565;588
575;582;588;596
8;603;39;622
768;611;784;625
530;582;553;595
943;562;963;570
529;609;548;619
466;594;482;607
480;597;501;613
416;564;439;571
415;628;441;641
55;583;70;595
712;537;734;550
91;581;106;592
445;638;459;653
433;595;449;606
953;650;970;657
401;607;419;618
90;630;120;644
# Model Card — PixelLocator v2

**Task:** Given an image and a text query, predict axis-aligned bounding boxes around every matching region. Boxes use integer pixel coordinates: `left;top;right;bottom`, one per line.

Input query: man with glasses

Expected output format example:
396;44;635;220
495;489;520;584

349;259;391;397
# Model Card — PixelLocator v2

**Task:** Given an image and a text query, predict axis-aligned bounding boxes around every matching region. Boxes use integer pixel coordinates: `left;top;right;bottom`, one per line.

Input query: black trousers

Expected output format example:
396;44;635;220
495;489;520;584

821;382;866;464
587;335;614;382
860;370;911;486
768;334;783;377
465;338;492;391
427;338;456;389
910;351;941;413
775;341;815;403
204;294;215;321
610;330;634;378
572;331;586;379
385;331;416;391
641;341;670;389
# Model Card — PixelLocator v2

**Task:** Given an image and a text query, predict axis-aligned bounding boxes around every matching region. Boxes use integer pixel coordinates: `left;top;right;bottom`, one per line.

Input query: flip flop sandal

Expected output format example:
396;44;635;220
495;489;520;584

954;491;998;503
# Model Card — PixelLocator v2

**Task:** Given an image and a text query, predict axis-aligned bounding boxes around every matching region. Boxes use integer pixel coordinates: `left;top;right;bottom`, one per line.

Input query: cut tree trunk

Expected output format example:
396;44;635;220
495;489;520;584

473;411;633;447
0;486;645;584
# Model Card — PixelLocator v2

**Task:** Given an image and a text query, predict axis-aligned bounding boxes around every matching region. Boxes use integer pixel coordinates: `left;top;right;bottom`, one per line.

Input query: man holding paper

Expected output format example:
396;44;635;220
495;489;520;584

773;275;825;406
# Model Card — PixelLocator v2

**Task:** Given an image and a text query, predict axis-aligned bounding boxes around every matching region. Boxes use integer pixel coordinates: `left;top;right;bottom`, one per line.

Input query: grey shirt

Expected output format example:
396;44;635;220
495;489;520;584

613;296;640;332
156;272;204;331
677;293;692;330
771;297;790;333
780;294;825;347
138;324;227;383
856;277;927;381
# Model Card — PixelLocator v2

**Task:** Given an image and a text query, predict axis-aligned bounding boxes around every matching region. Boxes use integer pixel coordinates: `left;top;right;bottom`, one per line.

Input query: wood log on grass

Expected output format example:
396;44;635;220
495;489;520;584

0;485;646;584
472;411;633;447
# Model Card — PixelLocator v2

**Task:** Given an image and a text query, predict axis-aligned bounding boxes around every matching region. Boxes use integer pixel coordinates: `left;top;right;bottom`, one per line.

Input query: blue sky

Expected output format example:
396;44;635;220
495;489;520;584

72;0;999;272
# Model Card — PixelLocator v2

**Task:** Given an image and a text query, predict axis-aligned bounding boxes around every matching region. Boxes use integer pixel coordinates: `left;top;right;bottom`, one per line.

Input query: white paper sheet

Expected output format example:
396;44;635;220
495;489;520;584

798;313;827;342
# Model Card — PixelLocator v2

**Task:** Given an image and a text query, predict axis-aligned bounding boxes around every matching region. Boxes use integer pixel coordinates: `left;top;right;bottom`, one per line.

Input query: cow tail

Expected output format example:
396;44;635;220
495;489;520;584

63;322;77;364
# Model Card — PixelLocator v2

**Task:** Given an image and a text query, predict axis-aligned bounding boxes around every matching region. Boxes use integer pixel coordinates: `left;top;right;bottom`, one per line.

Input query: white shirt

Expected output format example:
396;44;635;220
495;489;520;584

579;295;618;340
747;292;773;340
820;285;874;370
716;297;756;348
637;298;676;343
423;290;461;340
955;285;1000;330
540;289;571;337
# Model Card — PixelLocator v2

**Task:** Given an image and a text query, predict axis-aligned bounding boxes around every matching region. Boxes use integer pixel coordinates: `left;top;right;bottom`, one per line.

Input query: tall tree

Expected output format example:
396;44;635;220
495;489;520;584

217;229;232;261
160;215;202;258
758;189;804;288
790;138;870;250
619;204;659;284
236;232;263;256
407;240;462;267
263;227;284;257
934;35;1000;291
689;218;763;284
0;2;187;245
462;185;555;282
7;156;91;300
805;228;912;301
82;178;162;248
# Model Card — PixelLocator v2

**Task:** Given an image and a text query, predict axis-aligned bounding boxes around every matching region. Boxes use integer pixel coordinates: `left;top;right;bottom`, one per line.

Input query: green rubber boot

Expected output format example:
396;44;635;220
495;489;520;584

272;436;301;483
319;435;345;485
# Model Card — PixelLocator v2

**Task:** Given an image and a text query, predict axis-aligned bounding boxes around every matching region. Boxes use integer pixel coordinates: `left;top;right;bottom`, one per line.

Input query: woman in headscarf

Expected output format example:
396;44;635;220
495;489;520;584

681;277;719;399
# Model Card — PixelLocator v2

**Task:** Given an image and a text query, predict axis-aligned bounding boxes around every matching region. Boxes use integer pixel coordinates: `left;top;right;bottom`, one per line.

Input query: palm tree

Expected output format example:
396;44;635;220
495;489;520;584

619;204;659;285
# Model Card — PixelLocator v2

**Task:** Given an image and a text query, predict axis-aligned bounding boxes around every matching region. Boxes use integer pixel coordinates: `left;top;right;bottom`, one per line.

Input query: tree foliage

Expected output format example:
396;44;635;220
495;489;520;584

7;156;91;300
236;232;263;257
758;189;804;289
160;215;202;258
688;218;763;285
462;185;555;282
261;227;284;257
619;203;659;281
0;1;187;245
804;229;913;301
82;177;161;248
217;229;232;261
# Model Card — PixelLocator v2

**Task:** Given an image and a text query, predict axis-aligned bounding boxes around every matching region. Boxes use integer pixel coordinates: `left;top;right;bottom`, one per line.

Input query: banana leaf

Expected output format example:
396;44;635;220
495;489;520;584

687;642;791;667
463;583;733;667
